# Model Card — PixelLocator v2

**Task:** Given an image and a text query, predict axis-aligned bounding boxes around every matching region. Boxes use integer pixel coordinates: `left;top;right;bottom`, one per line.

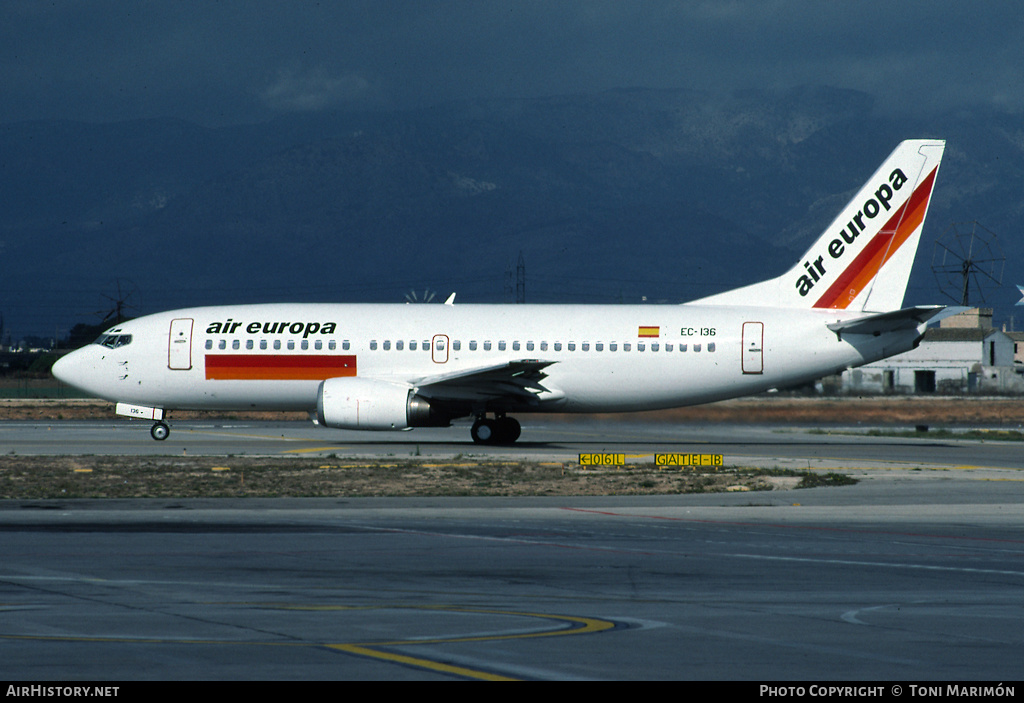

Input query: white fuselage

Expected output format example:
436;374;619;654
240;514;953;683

52;302;921;415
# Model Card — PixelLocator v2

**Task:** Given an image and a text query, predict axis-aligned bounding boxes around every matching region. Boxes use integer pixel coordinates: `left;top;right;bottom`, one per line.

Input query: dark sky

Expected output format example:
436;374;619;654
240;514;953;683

3;1;1022;126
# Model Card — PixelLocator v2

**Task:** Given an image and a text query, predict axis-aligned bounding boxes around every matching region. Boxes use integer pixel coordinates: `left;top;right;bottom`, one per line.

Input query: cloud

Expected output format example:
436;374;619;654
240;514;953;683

2;1;1023;124
260;66;371;113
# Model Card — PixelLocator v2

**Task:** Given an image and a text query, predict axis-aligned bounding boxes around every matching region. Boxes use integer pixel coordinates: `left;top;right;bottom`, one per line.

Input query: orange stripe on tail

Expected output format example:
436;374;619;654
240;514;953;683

813;167;937;309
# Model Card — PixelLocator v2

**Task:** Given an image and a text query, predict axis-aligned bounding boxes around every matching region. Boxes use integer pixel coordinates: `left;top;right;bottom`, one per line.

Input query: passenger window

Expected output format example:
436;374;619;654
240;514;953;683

624;343;631;352
301;339;308;350
246;340;254;350
513;341;521;351
232;340;240;350
638;343;645;352
527;341;534;351
554;342;562;352
582;342;590;352
410;341;417;351
708;342;716;352
609;342;617;352
595;342;603;352
396;340;404;351
680;344;687;352
484;341;492;351
540;342;548;351
469;341;477;351
288;340;295;350
383;340;391;351
694;344;702;352
260;340;268;350
498;341;507;351
218;340;227;350
314;340;322;350
568;342;576;352
452;340;461;351
370;340;378;350
205;339;213;350
651;343;659;352
665;343;673;352
274;340;281;350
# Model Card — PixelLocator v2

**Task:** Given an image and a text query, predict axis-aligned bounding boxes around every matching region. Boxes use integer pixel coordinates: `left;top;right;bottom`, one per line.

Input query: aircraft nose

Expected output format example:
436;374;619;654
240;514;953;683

51;348;91;392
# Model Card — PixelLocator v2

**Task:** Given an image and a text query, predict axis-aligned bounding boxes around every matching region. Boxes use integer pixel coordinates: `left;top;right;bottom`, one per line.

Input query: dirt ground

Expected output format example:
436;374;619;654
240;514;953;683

0;455;851;499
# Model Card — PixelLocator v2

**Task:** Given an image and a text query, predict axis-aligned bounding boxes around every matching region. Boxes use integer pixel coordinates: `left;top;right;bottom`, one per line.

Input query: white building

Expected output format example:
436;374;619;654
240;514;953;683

841;308;1023;394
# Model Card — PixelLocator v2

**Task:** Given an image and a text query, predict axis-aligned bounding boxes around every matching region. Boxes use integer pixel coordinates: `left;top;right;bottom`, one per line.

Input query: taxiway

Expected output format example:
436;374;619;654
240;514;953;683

3;416;1024;470
1;417;1022;680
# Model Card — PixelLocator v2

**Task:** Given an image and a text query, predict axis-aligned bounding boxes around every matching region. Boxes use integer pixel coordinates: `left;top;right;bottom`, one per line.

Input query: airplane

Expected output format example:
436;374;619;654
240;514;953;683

53;139;947;444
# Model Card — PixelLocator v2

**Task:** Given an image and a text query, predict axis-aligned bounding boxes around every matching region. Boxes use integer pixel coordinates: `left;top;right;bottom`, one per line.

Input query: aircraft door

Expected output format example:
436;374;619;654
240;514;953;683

168;318;194;370
432;334;449;364
742;321;763;374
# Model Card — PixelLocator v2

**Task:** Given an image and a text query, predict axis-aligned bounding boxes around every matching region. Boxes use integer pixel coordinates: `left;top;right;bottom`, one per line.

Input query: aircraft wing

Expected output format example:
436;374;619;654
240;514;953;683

827;305;964;338
409;359;560;404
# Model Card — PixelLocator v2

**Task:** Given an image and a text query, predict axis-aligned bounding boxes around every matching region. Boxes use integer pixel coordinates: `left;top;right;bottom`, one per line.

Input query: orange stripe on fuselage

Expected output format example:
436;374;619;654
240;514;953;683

205;354;357;380
813;167;937;309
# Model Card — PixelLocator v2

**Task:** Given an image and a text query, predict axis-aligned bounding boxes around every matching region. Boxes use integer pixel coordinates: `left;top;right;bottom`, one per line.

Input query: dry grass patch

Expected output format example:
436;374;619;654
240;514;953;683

0;456;848;499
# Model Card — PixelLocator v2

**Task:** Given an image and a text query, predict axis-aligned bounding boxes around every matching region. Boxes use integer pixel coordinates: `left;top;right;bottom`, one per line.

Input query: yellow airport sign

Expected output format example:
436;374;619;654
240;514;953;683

655;453;724;468
579;453;627;466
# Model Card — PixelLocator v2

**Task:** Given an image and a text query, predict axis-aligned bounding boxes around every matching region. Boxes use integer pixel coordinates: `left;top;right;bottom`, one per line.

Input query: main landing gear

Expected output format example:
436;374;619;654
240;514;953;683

470;414;521;445
150;421;170;441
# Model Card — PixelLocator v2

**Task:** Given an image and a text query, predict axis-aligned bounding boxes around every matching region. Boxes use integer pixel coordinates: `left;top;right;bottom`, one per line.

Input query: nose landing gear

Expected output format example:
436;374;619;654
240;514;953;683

150;421;170;441
470;414;521;445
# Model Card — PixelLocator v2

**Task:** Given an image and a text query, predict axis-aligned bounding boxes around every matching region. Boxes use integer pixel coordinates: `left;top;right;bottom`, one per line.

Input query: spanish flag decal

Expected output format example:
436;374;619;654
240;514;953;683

638;326;660;338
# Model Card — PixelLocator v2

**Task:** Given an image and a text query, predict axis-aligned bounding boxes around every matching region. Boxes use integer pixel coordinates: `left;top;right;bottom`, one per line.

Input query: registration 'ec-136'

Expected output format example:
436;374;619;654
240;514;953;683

54;139;948;444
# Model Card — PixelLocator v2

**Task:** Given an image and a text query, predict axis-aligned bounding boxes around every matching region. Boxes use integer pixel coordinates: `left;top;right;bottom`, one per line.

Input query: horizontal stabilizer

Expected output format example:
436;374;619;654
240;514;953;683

826;305;961;338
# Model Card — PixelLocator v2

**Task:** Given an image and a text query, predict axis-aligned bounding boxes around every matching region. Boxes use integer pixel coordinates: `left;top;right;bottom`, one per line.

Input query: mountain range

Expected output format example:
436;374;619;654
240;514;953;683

2;85;1022;342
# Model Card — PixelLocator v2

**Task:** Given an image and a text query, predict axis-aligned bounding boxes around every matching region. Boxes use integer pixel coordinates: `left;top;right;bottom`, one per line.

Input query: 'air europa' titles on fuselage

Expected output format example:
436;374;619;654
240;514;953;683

794;168;909;297
205;319;338;338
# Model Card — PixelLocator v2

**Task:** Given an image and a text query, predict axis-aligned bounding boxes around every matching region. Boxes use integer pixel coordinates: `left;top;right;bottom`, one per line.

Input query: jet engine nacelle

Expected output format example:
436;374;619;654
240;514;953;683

316;377;450;431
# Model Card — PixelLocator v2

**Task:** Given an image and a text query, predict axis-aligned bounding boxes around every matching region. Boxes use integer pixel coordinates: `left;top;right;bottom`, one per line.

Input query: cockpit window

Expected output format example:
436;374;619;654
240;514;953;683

95;334;132;349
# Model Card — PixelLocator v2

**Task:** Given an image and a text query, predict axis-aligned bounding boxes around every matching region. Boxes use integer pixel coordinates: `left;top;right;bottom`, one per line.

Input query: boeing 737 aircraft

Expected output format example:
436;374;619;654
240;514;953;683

53;139;947;444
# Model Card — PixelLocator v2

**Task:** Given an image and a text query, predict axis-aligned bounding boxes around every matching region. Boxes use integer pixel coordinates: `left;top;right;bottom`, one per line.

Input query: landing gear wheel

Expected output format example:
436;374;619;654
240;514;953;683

151;422;170;441
471;418;496;444
471;416;521;445
495;416;521;444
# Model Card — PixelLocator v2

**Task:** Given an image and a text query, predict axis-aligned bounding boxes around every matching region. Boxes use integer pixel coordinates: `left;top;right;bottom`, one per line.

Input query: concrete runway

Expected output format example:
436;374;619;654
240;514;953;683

4;416;1024;470
2;418;1023;680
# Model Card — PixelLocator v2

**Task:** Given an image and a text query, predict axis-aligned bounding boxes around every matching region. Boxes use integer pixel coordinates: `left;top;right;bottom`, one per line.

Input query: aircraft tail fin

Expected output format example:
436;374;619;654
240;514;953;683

693;139;945;312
